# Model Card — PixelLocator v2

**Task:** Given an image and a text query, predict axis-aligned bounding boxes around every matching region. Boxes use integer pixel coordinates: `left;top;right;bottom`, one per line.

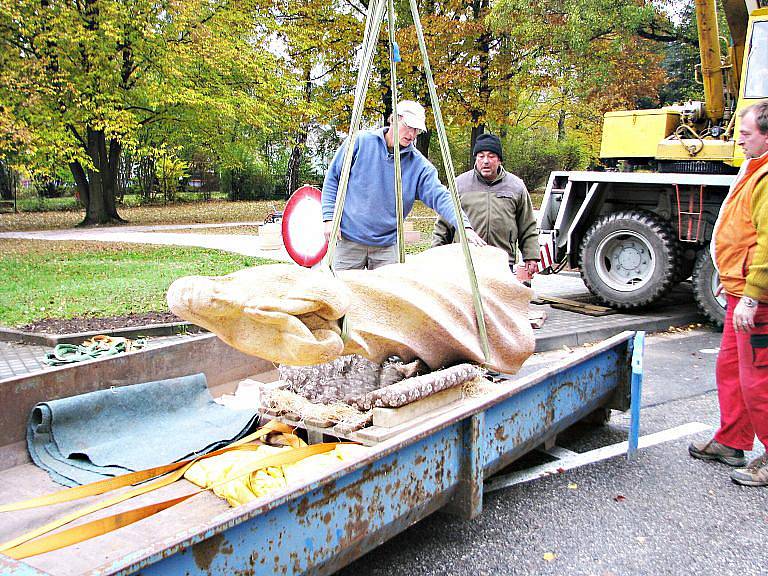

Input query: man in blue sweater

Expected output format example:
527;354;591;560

322;100;485;270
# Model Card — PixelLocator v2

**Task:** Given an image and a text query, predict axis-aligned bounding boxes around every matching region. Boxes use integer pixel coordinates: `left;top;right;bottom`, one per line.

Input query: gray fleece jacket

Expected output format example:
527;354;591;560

431;167;538;267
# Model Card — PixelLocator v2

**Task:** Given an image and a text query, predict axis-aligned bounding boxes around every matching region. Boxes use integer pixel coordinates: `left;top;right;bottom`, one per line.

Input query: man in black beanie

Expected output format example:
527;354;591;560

432;133;539;279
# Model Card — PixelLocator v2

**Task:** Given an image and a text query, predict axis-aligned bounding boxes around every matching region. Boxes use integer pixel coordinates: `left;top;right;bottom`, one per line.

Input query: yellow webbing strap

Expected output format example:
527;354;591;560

0;421;294;552
3;443;338;560
407;0;491;365
386;0;404;264
0;420;293;513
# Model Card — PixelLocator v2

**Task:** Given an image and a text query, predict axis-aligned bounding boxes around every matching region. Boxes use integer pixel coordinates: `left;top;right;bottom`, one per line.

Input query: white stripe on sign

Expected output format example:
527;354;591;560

484;422;711;493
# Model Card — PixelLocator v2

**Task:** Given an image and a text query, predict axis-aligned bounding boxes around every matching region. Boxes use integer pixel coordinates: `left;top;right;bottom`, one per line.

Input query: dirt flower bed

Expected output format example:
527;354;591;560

19;312;186;335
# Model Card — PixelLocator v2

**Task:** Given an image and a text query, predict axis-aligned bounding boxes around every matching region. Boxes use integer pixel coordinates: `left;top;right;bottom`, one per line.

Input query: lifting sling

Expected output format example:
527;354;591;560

322;0;491;364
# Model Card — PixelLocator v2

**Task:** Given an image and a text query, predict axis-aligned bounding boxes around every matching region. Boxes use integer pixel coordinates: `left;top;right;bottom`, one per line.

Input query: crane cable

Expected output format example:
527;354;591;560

407;0;491;364
387;0;406;263
322;0;385;270
323;0;491;365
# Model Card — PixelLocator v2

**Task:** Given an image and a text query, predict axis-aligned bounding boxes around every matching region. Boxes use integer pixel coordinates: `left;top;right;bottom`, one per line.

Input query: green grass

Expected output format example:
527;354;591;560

0;194;542;327
16;196;81;212
14;191;231;213
0;240;279;327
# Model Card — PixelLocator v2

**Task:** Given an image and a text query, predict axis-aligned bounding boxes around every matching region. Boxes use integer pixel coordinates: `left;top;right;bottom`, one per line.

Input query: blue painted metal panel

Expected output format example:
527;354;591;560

0;556;53;576
482;346;624;475
627;331;646;459
134;427;465;576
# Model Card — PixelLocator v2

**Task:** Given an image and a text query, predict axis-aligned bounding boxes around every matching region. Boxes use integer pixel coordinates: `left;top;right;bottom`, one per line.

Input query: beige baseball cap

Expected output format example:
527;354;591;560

396;100;427;132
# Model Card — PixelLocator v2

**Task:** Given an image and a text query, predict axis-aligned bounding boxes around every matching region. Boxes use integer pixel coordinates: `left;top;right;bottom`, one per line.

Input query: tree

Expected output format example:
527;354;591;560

270;0;368;196
0;0;294;225
384;0;659;169
0;160;17;202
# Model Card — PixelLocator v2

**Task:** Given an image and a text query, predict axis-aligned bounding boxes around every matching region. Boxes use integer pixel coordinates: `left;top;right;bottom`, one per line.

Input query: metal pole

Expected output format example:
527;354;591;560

387;0;405;263
627;330;645;460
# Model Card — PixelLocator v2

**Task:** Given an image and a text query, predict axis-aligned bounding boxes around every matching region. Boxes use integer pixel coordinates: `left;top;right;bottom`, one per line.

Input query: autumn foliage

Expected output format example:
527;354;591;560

0;0;679;216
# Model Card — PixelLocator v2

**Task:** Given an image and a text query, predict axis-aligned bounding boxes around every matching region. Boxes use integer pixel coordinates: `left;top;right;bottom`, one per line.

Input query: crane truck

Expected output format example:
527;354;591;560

537;0;768;326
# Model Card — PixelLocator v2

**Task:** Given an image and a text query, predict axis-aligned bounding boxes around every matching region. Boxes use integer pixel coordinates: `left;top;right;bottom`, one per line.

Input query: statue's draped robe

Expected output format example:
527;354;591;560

167;245;535;373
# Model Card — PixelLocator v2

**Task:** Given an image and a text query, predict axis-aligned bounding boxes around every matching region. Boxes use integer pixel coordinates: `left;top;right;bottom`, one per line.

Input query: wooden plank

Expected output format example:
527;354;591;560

332;414;372;436
372;386;464;428
352;390;471;446
532;295;615;316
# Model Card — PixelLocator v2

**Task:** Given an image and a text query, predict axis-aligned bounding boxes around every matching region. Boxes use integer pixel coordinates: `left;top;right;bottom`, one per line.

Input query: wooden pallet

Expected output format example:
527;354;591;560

262;380;484;446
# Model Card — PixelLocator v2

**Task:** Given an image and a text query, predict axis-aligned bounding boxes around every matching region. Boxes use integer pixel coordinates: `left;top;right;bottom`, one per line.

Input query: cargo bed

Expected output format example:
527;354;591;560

0;331;641;576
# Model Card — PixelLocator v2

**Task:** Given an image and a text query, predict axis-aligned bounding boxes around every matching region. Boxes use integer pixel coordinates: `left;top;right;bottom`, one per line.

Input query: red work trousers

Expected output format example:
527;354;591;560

713;294;768;450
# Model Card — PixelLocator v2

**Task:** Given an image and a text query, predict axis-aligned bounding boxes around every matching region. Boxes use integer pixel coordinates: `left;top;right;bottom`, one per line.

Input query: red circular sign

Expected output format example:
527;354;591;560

282;185;329;267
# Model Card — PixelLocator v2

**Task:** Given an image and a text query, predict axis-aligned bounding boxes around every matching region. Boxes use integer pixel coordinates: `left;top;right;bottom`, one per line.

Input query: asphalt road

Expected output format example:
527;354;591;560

335;327;768;576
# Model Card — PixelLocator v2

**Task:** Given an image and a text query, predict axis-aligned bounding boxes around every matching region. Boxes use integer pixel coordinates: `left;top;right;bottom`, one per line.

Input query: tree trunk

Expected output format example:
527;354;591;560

557;107;567;142
468;0;491;171
286;130;307;197
286;66;312;197
72;128;126;226
137;156;156;201
469;123;485;170
415;130;430;157
0;162;15;201
117;151;131;203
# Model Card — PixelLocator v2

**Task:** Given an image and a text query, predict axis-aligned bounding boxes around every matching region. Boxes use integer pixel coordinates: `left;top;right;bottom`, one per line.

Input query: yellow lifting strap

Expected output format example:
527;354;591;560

0;420;298;555
0;420;294;514
320;0;491;364
3;442;339;560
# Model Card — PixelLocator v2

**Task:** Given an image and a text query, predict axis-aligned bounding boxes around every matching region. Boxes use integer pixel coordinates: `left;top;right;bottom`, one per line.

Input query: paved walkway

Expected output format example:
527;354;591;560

0;222;295;261
0;333;201;380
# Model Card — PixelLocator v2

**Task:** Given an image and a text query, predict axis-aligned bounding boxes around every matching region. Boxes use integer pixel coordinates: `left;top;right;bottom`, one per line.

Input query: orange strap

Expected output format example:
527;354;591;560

0;420;294;513
3;443;338;560
0;421;296;553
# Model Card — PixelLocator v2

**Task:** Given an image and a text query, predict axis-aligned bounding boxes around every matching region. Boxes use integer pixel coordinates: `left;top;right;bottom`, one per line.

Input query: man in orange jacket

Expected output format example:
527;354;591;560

689;100;768;486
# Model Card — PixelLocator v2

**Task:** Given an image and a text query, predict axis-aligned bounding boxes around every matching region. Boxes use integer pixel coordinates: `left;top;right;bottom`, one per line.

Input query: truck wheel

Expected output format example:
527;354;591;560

579;211;679;308
691;248;725;328
673;246;697;283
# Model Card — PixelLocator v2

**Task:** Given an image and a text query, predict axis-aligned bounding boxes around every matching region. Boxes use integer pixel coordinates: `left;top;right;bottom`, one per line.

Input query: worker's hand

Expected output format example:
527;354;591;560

465;228;486;247
715;282;723;297
733;297;757;333
323;220;340;242
523;259;539;276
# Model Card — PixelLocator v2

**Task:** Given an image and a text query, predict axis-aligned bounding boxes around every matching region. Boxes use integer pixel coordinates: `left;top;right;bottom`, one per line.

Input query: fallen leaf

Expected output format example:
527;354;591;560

543;552;556;562
636;536;646;544
556;467;566;474
568;483;578;490
613;494;626;502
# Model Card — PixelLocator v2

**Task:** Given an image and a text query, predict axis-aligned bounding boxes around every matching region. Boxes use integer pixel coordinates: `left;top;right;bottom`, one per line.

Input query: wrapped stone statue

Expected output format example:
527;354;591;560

167;244;534;374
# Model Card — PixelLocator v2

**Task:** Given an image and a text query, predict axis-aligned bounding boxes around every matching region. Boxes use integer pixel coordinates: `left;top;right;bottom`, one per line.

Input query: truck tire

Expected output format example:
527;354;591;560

579;211;680;308
691;248;726;328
